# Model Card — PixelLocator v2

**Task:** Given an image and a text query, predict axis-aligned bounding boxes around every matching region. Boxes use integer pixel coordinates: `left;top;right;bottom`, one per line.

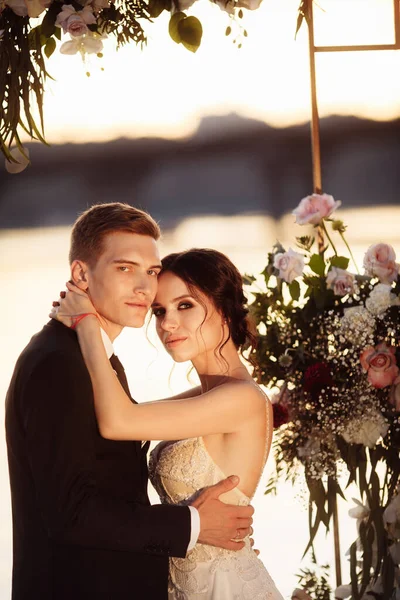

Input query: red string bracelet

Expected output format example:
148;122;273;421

70;313;99;330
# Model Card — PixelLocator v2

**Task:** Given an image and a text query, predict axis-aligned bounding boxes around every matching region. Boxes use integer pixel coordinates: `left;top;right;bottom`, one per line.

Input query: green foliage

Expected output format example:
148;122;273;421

309;253;325;277
330;255;350;270
0;9;48;160
168;13;202;52
296;557;332;600
246;204;400;598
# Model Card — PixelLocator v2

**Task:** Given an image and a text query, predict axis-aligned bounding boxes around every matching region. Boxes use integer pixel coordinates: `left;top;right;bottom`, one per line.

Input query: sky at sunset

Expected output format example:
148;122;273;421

33;0;400;144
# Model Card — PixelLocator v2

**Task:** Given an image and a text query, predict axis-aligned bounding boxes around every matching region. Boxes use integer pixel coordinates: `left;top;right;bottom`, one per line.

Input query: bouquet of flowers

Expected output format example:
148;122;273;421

247;193;400;599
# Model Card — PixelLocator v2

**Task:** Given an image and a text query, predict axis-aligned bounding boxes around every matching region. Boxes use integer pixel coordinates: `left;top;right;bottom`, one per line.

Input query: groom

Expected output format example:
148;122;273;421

5;202;253;600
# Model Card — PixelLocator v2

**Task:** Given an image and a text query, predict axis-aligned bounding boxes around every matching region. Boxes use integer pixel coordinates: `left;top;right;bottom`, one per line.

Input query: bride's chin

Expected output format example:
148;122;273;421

166;351;189;363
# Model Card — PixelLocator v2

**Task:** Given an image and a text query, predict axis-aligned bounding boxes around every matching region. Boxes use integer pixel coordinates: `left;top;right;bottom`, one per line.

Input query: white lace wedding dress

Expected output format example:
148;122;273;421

148;394;284;600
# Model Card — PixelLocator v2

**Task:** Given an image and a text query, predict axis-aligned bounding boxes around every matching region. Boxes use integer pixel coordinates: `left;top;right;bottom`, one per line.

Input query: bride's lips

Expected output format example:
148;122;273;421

165;336;187;348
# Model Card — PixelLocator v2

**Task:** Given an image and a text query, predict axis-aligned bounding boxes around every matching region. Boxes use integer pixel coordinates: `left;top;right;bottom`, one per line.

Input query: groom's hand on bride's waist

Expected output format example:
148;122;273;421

191;475;254;552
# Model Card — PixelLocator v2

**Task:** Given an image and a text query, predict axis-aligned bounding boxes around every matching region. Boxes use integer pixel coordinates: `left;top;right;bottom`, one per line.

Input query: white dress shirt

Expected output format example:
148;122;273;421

100;328;200;553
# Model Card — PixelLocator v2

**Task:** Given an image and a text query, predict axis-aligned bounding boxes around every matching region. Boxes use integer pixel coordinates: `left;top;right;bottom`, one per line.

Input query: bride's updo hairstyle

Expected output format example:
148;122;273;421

160;249;258;366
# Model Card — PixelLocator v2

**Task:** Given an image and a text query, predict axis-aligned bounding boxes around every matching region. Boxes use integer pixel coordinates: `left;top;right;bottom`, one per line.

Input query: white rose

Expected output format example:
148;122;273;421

342;413;389;448
273;248;304;284
365;283;400;316
326;267;357;297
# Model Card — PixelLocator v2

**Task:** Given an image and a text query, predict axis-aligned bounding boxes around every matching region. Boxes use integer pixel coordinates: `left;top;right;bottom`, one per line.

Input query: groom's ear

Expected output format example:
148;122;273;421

70;260;90;291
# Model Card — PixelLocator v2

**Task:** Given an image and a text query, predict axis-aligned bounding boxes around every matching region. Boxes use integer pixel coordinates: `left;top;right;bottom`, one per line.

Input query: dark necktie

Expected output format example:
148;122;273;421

109;354;131;397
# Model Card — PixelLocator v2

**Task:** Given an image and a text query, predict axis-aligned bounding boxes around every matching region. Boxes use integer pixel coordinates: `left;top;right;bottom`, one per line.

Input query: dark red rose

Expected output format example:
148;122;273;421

273;403;290;428
303;362;333;396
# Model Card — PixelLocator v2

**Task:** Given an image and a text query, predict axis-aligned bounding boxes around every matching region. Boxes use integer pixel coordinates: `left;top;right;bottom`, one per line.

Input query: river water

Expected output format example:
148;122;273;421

1;209;399;598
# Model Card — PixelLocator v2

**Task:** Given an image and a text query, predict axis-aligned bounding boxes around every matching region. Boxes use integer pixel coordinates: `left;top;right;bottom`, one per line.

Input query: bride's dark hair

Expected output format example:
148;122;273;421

160;248;258;367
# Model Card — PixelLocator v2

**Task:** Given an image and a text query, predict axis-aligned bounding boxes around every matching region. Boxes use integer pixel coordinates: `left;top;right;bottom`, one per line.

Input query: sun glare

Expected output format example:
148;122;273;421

34;0;399;144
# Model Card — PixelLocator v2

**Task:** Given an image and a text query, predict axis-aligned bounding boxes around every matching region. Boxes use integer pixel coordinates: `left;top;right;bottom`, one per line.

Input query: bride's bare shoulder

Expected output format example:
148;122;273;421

217;379;269;411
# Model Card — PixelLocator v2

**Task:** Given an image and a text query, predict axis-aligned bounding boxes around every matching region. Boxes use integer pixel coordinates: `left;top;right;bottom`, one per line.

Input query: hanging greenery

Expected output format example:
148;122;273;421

0;0;310;171
246;193;400;599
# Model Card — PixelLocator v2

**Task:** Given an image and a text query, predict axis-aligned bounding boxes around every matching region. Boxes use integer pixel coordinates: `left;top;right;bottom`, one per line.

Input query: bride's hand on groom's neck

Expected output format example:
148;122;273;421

49;281;100;330
191;476;254;552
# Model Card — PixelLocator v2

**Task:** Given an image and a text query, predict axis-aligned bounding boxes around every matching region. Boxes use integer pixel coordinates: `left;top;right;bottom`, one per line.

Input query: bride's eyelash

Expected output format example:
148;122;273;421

152;307;165;317
178;302;193;310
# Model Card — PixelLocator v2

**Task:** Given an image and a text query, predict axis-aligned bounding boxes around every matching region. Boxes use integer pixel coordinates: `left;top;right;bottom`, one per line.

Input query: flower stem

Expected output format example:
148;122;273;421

321;220;338;255
340;232;360;274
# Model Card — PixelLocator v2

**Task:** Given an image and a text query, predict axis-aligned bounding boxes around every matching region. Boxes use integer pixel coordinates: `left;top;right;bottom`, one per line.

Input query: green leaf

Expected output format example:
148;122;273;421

350;541;361;600
148;0;167;18
225;25;231;36
169;11;186;44
54;27;62;41
44;37;56;59
330;255;350;270
261;266;271;287
288;280;300;301
178;15;203;52
41;4;59;38
308;253;325;277
242;273;256;286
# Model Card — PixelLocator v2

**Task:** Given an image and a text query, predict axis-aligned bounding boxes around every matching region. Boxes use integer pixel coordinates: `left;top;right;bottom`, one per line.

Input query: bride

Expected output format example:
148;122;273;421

52;248;284;600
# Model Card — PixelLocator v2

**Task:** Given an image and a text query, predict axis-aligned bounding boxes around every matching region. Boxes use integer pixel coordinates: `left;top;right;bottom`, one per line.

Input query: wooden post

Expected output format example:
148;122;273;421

303;0;400;588
306;0;324;255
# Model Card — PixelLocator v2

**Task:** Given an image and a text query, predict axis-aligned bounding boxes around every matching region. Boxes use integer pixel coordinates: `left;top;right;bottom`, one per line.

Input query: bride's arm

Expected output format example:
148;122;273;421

153;386;202;402
75;318;265;441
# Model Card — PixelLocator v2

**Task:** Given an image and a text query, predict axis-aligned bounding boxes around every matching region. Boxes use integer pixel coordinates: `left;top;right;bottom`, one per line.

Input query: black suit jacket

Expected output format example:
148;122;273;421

5;320;191;600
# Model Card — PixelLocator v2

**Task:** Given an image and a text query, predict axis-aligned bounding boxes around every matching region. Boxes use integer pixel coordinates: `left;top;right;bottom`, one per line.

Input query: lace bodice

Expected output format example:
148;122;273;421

148;387;284;599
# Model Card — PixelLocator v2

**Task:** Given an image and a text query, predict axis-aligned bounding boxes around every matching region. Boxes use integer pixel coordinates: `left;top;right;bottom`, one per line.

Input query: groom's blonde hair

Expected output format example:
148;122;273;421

69;202;160;266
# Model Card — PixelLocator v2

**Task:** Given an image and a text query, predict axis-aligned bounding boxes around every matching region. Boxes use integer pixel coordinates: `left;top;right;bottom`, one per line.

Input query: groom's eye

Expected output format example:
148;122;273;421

147;269;160;277
118;266;130;272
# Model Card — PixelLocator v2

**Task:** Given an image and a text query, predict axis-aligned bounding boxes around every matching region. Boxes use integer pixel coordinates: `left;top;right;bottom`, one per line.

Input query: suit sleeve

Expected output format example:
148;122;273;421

23;350;191;558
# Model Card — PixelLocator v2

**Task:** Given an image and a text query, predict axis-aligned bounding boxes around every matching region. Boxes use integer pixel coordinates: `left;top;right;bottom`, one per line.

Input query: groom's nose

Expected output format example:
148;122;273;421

133;273;152;296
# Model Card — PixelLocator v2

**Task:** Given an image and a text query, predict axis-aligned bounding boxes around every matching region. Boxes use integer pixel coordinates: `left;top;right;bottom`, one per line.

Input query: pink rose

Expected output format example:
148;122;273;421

360;342;399;389
389;375;400;411
66;14;88;36
363;243;399;284
293;193;341;226
273;248;304;283
56;5;96;36
326;267;357;297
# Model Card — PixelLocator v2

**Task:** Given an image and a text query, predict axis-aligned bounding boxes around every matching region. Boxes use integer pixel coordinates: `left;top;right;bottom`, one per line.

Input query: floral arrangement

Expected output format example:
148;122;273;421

247;193;400;599
0;0;310;171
